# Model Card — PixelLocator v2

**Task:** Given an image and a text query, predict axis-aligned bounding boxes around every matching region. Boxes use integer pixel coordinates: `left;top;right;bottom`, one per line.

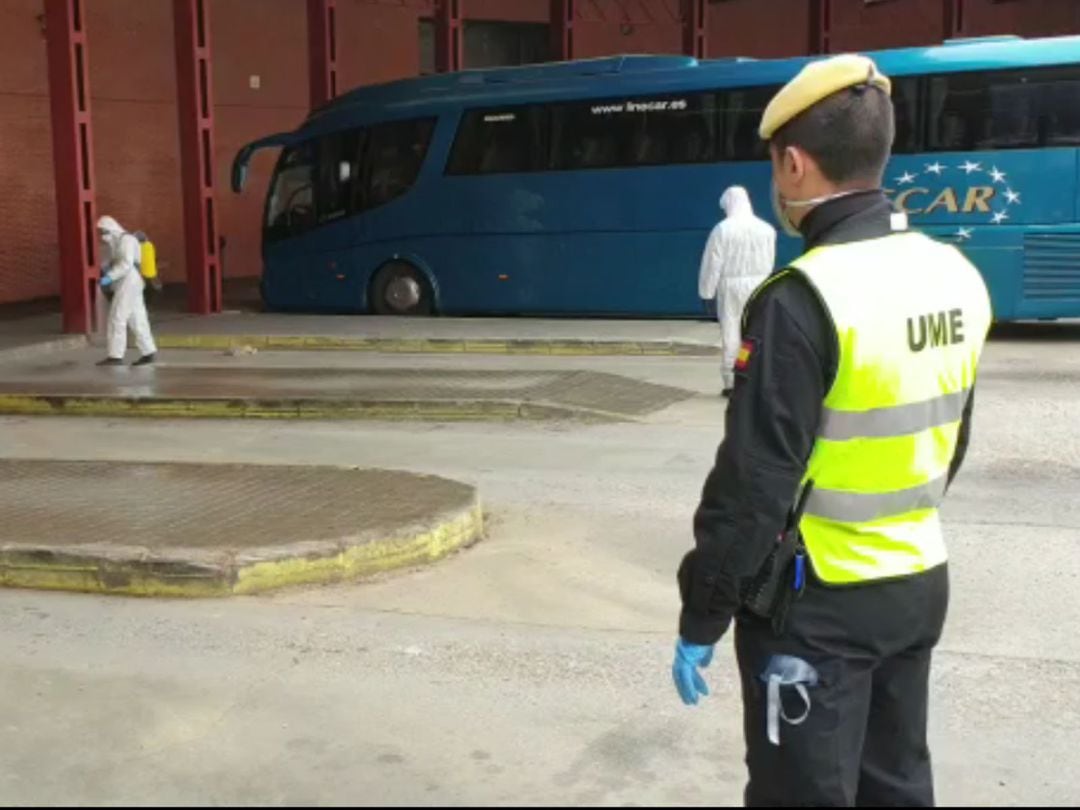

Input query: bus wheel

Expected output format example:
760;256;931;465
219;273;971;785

370;262;434;316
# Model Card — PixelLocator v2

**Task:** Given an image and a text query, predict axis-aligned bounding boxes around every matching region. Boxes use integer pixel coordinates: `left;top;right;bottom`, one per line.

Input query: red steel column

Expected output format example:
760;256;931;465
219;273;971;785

682;0;707;59
810;0;832;54
173;0;222;315
550;0;574;62
307;0;338;109
944;0;965;38
44;0;98;335
434;0;464;73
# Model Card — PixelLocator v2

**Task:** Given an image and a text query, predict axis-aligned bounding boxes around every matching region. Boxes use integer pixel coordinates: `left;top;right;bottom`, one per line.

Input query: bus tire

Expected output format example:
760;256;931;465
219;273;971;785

370;261;434;316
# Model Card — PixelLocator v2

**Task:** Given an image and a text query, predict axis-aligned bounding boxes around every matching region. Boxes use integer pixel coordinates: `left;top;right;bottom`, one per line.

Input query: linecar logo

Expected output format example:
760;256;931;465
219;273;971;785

885;160;1023;242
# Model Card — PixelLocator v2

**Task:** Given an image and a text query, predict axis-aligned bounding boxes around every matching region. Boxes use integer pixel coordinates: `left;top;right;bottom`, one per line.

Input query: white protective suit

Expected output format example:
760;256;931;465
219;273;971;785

98;216;157;360
698;187;777;389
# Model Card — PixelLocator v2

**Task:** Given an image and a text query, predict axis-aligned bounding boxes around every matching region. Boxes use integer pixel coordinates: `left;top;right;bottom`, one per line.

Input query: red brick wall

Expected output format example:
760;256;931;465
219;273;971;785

962;0;1080;37
86;0;185;286
708;0;811;58
3;0;1080;306
338;0;428;91
575;0;683;58
0;0;57;304
212;0;308;281
830;0;945;52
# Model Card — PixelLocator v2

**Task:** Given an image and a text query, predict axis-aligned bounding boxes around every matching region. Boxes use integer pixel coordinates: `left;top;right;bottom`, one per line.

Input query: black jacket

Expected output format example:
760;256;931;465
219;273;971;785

677;191;974;645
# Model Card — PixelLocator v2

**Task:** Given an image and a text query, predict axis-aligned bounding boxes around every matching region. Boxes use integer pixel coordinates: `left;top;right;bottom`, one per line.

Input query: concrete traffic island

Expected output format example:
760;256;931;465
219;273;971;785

0;366;694;423
0;460;482;597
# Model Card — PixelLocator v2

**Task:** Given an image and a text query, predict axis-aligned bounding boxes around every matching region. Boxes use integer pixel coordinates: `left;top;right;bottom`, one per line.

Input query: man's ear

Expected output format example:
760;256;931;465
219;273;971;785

784;146;809;185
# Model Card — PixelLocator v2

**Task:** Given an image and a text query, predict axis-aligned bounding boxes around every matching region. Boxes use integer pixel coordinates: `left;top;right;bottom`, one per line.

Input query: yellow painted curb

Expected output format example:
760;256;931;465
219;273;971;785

233;505;483;594
0;395;626;423
0;504;483;598
154;334;719;356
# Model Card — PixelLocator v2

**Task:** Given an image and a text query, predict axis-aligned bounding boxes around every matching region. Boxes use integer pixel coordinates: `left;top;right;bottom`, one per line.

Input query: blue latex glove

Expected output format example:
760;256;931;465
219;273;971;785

673;638;715;706
99;276;113;290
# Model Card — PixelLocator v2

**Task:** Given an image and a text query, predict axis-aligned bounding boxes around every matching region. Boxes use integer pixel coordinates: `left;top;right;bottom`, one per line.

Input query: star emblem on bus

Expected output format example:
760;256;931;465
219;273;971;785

886;155;1025;231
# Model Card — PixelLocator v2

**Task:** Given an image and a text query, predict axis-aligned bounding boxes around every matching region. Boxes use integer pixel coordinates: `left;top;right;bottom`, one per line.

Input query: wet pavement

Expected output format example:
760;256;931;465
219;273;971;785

0;358;694;421
153;311;722;347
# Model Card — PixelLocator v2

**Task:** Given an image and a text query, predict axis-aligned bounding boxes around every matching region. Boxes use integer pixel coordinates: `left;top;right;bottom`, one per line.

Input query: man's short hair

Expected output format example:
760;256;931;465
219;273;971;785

770;85;894;186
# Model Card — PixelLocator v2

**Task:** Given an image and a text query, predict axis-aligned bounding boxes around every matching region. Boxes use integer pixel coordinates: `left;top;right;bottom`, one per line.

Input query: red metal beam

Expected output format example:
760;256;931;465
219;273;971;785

944;0;964;39
434;0;463;73
173;0;222;315
682;0;707;59
550;0;574;62
810;0;832;55
307;0;338;109
44;0;98;335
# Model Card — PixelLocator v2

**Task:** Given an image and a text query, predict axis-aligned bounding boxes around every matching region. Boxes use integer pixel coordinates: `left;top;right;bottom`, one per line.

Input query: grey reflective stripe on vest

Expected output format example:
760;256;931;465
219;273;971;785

818;389;971;441
805;475;949;524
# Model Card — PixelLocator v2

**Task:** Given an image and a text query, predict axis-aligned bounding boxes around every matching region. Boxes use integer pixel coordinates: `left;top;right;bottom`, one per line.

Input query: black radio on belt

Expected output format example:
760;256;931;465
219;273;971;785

743;481;814;632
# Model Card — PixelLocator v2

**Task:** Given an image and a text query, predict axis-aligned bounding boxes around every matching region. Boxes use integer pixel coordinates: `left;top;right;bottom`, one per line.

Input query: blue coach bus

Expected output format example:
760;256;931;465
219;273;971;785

232;35;1080;320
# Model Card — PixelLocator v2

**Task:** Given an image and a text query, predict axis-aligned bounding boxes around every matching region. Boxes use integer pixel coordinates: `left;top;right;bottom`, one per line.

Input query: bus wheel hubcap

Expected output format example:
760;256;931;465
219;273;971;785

387;276;421;311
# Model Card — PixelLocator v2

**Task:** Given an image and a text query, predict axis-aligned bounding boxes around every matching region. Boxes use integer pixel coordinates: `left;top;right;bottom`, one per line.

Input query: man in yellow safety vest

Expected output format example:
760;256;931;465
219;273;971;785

672;54;992;806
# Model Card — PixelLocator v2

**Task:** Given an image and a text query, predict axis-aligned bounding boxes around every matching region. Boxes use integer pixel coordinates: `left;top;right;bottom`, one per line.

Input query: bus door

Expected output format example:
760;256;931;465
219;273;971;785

262;139;319;308
261;135;368;311
302;131;369;311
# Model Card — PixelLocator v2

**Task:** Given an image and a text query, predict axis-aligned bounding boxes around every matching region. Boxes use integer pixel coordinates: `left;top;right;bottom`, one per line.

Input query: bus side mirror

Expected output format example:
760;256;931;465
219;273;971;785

231;159;249;193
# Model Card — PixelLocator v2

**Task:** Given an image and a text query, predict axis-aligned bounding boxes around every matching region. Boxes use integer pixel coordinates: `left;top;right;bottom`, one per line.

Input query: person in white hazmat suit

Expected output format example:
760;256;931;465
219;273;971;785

96;215;157;366
698;186;776;395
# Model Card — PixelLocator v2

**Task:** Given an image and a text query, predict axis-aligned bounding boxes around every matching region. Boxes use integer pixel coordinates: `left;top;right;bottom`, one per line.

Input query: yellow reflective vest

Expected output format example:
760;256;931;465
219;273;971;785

750;231;992;584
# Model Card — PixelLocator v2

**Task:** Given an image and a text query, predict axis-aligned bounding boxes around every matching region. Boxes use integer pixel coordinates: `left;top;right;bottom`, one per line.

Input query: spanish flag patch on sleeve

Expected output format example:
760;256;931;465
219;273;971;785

734;338;757;373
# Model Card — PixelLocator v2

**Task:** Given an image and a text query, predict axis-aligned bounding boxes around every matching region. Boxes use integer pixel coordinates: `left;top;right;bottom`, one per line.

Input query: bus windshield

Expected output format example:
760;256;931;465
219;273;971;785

266;142;317;241
265;118;436;244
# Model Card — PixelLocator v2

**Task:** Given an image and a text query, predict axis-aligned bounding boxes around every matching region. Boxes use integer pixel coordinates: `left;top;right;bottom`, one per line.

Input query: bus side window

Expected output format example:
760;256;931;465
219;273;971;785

891;77;921;154
1041;69;1080;146
265;141;317;241
720;86;776;161
551;101;625;171
447;107;546;175
929;70;1043;152
928;75;979;151
317;129;364;225
986;77;1040;149
627;92;720;167
359;118;436;210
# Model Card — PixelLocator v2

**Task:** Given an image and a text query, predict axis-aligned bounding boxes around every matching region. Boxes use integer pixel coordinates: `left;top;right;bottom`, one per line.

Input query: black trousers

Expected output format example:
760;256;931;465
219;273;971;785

735;564;949;808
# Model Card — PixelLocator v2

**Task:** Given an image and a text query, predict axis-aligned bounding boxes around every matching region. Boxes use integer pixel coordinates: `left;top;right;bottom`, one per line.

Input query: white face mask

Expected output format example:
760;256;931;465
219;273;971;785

770;185;882;238
770;183;802;238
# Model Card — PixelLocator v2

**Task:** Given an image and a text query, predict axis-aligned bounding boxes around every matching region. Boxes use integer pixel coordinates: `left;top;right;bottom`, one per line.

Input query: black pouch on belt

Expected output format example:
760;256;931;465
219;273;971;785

742;481;814;634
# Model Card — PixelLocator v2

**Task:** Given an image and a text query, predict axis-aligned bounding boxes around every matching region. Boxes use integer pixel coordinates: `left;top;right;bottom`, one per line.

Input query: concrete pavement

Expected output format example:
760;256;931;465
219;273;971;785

0;333;1077;804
